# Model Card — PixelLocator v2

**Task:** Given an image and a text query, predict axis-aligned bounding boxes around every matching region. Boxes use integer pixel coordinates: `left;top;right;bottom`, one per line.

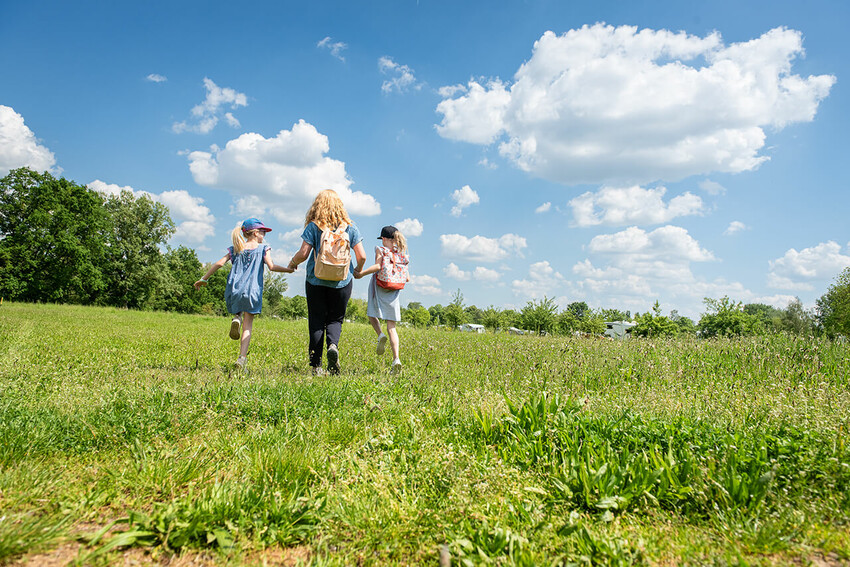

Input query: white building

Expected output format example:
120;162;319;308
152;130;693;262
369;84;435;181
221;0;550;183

459;323;486;333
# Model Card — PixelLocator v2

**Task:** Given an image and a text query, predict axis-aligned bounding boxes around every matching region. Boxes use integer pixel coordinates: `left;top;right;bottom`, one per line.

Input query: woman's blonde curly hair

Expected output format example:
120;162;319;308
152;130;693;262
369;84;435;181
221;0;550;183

304;189;352;229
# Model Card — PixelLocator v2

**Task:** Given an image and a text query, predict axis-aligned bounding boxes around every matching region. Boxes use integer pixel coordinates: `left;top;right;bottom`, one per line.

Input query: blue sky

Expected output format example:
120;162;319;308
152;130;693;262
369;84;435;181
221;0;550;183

1;0;847;318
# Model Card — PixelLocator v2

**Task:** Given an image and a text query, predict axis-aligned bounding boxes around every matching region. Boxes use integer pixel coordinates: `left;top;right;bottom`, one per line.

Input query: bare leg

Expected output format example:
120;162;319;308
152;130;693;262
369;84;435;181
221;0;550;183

368;316;383;335
239;312;255;358
386;320;400;360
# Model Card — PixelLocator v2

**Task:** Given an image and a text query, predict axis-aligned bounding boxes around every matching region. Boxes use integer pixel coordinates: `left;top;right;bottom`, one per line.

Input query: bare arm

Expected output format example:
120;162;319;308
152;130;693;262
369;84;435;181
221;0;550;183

265;248;295;273
287;240;313;271
194;253;230;289
355;246;381;279
353;241;367;274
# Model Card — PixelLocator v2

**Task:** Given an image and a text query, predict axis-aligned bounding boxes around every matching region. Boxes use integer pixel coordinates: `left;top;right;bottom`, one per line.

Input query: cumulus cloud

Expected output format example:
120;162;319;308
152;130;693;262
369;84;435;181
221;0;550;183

444;262;470;280
450;185;480;217
146;73;167;83
444;263;501;283
173;78;248;134
395;218;423;237
0;105;58;176
379;56;420;94
440;233;527;263
535;202;552;214
511;260;566;299
409;274;442;295
186;119;380;225
724;221;748;236
767;241;850;291
317;36;348;61
436;25;835;185
88;180;215;245
569;185;704;227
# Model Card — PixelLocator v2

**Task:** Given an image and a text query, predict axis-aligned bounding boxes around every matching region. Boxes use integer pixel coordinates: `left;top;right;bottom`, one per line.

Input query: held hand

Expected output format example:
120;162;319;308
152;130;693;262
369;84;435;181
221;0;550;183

281;266;295;273
353;269;362;279
193;279;208;290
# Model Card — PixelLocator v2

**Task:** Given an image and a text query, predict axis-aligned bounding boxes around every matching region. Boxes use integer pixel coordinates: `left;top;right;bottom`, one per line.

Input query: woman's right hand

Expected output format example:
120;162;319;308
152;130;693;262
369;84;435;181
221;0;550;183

193;280;207;290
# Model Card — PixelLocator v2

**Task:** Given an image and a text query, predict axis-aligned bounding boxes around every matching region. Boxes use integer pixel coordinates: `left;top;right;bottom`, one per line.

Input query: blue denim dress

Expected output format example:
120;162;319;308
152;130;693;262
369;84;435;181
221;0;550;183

225;245;269;315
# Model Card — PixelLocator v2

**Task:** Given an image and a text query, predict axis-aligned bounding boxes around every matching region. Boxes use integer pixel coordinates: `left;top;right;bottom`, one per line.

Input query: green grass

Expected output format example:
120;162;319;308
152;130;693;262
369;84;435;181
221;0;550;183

1;302;848;565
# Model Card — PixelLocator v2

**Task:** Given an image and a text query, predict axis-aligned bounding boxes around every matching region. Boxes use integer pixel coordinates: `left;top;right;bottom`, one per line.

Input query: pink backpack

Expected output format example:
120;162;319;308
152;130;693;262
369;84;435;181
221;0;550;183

376;246;409;290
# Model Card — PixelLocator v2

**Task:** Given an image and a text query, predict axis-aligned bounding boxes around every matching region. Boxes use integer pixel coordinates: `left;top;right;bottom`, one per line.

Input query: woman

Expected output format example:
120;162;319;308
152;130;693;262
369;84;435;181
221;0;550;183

288;190;367;375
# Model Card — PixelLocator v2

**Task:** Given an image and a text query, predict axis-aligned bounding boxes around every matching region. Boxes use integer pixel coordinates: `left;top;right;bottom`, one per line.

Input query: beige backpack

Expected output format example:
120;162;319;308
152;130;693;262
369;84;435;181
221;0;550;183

313;223;351;281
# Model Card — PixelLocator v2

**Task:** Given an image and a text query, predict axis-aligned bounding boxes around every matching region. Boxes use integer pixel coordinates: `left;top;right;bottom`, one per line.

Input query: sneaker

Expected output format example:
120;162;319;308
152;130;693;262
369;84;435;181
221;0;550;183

391;359;402;374
311;366;327;377
229;316;241;340
327;344;340;375
235;355;247;370
376;334;388;355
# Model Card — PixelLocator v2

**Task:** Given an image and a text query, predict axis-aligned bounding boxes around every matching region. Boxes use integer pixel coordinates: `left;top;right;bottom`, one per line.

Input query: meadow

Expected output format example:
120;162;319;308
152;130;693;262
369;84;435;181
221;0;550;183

1;302;848;566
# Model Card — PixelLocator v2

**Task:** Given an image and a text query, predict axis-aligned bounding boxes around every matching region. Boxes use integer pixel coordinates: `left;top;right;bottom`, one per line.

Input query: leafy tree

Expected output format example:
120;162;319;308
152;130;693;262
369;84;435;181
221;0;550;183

816;267;850;338
556;310;580;334
481;306;503;331
464;305;484;325
633;301;678;337
279;295;308;319
521;296;558;335
601;308;631;322
669;310;696;334
406;301;423;311
345;298;368;323
698;296;762;338
428;304;444;326
100;189;175;309
262;272;289;316
408;306;431;328
501;309;521;329
443;289;467;328
579;310;607;335
148;246;205;313
0;168;108;303
194;262;229;315
776;297;815;335
566;301;590;319
743;303;782;331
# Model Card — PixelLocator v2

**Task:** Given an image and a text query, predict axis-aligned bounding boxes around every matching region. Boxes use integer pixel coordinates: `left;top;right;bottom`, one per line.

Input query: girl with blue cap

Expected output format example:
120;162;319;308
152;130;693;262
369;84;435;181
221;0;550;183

194;218;294;369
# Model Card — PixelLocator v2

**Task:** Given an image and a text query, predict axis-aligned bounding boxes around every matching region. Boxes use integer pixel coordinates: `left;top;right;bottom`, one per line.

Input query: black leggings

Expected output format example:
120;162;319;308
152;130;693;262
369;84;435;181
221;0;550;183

305;280;353;368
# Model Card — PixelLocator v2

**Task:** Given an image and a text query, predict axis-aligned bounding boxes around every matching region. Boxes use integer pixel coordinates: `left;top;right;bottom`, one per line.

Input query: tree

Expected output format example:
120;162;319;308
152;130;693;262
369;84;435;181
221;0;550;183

698;296;762;338
100;189;175;309
566;301;590;319
633;301;679;337
279;295;308;319
0;168;108;303
443;289;467;328
521;296;558;335
263;272;289;316
429;304;444;326
776;297;815;335
601;308;631;322
345;298;368;323
409;306;431;328
669;310;696;334
816;267;850;338
481;306;503;331
464;305;484;325
501;309;521;329
148;246;205;313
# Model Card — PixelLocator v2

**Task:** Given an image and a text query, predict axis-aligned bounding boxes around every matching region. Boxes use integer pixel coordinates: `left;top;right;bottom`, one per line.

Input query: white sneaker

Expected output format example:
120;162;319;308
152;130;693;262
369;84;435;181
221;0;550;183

311;366;327;377
229;316;241;340
376;334;388;355
327;344;340;375
235;355;247;370
391;359;402;374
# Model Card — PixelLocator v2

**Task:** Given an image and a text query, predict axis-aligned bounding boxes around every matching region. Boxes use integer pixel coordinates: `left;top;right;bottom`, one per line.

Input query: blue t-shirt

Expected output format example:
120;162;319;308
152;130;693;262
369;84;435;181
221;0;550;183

301;221;362;288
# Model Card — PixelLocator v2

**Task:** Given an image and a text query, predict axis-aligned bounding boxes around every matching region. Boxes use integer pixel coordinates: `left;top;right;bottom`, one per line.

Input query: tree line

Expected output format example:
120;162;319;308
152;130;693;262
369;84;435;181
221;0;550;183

2;168;848;339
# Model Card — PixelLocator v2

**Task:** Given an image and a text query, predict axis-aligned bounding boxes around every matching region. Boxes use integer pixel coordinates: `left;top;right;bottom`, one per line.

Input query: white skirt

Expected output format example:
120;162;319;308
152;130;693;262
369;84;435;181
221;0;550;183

366;275;401;321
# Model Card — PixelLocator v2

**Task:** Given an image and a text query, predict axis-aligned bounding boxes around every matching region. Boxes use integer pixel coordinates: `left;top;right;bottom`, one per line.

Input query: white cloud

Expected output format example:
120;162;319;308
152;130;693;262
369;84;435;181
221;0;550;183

88;181;216;245
535;202;552;214
440;233;527;263
450;185;480;217
724;221;748;236
379;56;420;94
173;77;247;134
569;185;704;227
186;119;381;225
409;274;442;295
395;218;423;237
444;262;470;280
589;225;715;264
0;105;58;176
511;260;566;299
436;25;835;185
767;241;850;291
478;157;498;169
146;73;167;83
317;36;348;61
224;112;240;128
699;179;726;195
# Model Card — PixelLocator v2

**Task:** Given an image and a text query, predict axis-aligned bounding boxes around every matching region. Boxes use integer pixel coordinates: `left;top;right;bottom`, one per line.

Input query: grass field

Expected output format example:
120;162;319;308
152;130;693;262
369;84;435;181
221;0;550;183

1;302;849;566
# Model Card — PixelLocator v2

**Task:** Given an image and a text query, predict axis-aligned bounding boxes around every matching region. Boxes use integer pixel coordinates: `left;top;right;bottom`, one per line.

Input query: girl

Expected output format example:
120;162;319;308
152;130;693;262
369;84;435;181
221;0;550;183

194;218;293;369
287;190;367;375
354;225;409;373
